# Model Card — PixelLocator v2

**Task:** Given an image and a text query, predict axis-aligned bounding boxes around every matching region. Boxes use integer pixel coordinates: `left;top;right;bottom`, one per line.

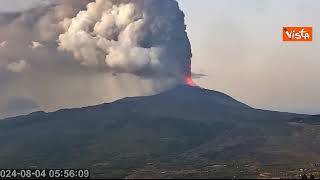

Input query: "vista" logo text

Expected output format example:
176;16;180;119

282;27;312;42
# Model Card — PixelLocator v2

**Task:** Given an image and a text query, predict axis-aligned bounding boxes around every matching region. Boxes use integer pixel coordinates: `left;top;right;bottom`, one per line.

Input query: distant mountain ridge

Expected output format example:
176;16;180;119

0;85;319;178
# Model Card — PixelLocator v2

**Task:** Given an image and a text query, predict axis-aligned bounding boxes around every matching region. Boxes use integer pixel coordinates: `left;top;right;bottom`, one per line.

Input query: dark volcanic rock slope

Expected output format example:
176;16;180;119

0;85;319;178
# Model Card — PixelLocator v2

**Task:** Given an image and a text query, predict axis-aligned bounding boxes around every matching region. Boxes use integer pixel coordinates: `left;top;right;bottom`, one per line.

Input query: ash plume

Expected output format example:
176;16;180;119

58;0;192;83
0;0;192;116
0;0;191;83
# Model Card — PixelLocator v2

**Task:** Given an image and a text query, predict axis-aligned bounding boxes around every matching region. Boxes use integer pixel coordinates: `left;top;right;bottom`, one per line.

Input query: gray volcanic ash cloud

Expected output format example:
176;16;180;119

0;0;193;117
58;0;192;82
0;0;192;83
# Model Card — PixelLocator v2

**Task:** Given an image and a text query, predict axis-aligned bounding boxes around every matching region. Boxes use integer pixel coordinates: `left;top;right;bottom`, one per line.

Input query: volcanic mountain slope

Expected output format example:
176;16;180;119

0;85;320;178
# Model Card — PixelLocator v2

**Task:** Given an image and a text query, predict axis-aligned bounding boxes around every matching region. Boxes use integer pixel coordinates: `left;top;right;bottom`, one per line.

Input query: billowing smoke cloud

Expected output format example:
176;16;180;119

0;0;192;118
58;0;192;82
0;0;92;75
1;0;192;84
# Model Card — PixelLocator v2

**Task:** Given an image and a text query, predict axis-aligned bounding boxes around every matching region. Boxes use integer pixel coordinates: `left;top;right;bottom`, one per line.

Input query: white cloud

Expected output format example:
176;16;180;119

58;0;191;81
6;60;29;73
0;41;7;48
29;41;44;49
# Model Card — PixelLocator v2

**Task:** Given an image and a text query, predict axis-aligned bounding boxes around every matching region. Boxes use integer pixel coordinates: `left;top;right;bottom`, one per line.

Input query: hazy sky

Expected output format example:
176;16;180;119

0;0;319;117
178;0;320;114
0;0;43;12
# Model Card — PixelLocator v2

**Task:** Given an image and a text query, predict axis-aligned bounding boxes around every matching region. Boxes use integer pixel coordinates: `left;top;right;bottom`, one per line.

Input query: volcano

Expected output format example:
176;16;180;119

0;85;319;178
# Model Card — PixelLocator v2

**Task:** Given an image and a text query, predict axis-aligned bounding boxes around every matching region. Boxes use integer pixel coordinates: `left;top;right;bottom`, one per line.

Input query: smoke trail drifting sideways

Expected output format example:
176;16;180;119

58;0;192;83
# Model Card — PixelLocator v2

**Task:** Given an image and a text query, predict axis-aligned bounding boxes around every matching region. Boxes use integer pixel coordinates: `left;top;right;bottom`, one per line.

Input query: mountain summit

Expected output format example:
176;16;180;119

0;85;319;178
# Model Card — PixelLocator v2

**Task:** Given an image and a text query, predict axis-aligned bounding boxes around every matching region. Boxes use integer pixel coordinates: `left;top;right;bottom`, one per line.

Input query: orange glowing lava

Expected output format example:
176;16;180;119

186;76;195;86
